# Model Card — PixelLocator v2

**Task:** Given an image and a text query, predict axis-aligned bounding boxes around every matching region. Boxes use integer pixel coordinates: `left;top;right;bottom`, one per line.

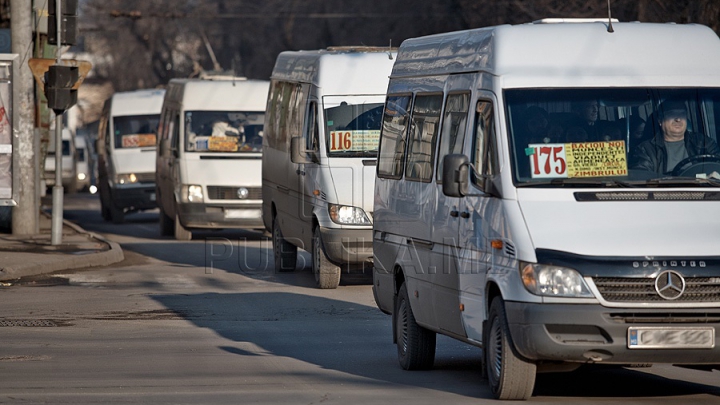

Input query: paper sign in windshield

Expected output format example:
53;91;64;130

527;141;627;178
329;130;380;152
122;134;156;148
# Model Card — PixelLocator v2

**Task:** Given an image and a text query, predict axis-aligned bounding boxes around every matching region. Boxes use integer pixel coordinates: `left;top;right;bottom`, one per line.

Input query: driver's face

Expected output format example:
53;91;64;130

660;112;687;141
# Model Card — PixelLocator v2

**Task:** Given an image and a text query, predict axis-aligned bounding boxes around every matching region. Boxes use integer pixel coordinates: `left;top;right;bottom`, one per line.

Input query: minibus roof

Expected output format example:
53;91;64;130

167;78;270;111
110;89;166;117
391;21;720;88
271;47;397;94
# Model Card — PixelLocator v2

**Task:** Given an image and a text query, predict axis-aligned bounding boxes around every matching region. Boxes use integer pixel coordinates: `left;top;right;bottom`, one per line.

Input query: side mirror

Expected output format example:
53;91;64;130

442;154;469;197
291;136;316;164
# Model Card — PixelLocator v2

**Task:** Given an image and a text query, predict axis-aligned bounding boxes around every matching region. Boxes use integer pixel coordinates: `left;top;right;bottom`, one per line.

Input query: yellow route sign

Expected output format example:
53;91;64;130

28;58;92;90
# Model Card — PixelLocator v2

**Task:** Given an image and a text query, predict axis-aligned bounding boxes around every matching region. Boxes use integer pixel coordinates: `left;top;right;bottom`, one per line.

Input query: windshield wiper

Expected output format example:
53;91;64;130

646;177;720;187
515;178;637;188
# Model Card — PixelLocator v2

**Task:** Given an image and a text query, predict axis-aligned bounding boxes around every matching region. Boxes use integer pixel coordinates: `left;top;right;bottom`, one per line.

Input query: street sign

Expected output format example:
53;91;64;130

28;58;91;90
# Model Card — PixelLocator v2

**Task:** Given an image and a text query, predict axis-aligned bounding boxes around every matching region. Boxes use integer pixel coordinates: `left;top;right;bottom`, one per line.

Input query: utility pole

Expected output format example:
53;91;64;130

11;0;38;235
50;0;64;245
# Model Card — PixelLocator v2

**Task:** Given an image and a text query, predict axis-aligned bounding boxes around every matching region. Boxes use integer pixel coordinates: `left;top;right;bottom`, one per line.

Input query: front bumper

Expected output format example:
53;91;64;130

505;301;720;364
177;202;264;229
319;227;373;265
112;184;156;211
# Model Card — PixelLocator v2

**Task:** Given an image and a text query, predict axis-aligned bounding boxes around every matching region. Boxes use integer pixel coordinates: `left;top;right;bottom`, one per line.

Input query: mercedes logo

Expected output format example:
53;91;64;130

654;270;686;300
237;187;249;199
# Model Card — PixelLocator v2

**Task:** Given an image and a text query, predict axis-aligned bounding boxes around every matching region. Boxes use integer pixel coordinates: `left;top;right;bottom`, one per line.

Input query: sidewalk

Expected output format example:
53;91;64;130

0;211;124;281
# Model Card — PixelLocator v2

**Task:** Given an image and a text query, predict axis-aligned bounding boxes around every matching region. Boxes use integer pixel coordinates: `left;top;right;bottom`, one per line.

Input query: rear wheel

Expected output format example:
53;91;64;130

313;227;340;289
486;296;536;400
396;282;436;370
174;213;192;241
272;216;297;272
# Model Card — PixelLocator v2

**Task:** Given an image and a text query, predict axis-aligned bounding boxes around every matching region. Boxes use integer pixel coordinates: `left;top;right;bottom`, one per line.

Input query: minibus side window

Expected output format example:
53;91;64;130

377;95;411;179
406;94;443;182
436;92;470;183
473;100;496;182
305;101;319;152
265;81;280;149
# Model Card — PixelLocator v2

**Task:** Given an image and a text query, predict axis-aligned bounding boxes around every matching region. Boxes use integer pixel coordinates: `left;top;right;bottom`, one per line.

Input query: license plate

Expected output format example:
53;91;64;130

628;327;715;349
149;193;156;202
224;209;261;219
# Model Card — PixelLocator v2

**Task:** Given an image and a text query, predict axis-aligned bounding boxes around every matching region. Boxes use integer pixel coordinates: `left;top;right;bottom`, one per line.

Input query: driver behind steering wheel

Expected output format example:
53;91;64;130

631;98;720;175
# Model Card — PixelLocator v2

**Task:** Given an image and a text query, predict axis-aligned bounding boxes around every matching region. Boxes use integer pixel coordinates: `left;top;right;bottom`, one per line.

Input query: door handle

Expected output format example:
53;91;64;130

450;210;459;217
460;212;470;218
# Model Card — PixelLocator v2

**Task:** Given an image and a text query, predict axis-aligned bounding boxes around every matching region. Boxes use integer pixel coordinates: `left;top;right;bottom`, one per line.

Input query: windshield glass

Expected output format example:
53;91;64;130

184;111;264;153
113;114;159;149
505;88;720;187
324;96;384;157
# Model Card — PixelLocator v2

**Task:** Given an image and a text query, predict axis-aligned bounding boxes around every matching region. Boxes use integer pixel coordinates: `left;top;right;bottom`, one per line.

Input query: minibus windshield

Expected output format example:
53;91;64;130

113;115;160;149
324;96;384;157
184;111;264;153
505;88;720;187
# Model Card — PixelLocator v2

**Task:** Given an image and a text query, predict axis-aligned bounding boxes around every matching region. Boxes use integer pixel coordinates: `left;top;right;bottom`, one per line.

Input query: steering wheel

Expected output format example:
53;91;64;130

671;154;720;176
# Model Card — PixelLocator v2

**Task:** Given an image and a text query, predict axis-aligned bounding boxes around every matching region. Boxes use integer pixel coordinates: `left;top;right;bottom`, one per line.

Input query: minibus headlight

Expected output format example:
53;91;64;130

328;204;371;225
116;173;138;184
520;262;593;298
181;185;204;203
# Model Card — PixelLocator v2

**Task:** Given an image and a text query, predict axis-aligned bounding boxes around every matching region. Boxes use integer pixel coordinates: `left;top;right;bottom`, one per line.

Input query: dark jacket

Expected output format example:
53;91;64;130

631;131;720;174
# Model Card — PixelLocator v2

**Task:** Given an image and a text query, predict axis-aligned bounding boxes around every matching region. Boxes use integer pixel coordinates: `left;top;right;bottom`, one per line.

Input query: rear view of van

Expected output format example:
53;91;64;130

155;77;269;240
97;89;165;224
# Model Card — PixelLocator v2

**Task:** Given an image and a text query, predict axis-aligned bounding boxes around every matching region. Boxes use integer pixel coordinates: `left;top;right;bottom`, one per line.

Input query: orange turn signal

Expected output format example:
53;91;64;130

491;239;504;250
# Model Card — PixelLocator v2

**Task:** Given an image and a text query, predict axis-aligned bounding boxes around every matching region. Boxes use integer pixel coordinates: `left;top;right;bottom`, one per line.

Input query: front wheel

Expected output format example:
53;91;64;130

486;296;536;400
396;282;436;370
313;227;340;289
272;216;297;272
159;205;173;236
109;202;124;224
174;213;192;241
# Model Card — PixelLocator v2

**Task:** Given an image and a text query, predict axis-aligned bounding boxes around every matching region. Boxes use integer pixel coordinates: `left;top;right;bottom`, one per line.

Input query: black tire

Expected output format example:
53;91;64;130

486;296;536;400
100;198;110;221
313;227;340;289
109;202;124;224
396;282;436;370
159;205;174;236
174;213;192;241
272;216;297;272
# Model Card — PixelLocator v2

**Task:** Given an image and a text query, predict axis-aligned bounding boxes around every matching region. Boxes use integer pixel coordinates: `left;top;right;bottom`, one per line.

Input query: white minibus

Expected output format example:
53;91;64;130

263;47;396;288
44;127;76;191
373;20;720;400
97;89;165;223
156;77;269;240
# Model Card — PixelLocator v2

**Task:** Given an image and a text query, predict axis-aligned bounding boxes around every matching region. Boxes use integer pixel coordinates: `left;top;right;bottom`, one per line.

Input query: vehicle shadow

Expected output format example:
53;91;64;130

64;203;372;288
150;291;720;401
151;291;488;399
534;364;720;398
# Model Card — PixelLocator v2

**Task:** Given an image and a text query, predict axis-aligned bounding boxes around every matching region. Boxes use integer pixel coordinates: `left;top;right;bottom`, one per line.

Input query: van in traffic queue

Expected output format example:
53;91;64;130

97;89;165;223
44;127;77;192
262;47;397;289
372;20;720;400
155;77;269;240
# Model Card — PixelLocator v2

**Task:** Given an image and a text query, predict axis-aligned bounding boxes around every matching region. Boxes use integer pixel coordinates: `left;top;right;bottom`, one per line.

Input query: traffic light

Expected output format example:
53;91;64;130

48;0;78;46
44;65;78;112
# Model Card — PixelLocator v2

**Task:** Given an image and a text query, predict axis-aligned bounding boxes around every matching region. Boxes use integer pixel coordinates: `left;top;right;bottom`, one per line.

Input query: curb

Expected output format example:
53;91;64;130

0;215;124;281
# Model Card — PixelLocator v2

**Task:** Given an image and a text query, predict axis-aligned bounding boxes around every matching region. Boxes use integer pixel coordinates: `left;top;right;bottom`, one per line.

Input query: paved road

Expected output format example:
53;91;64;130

0;193;718;404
